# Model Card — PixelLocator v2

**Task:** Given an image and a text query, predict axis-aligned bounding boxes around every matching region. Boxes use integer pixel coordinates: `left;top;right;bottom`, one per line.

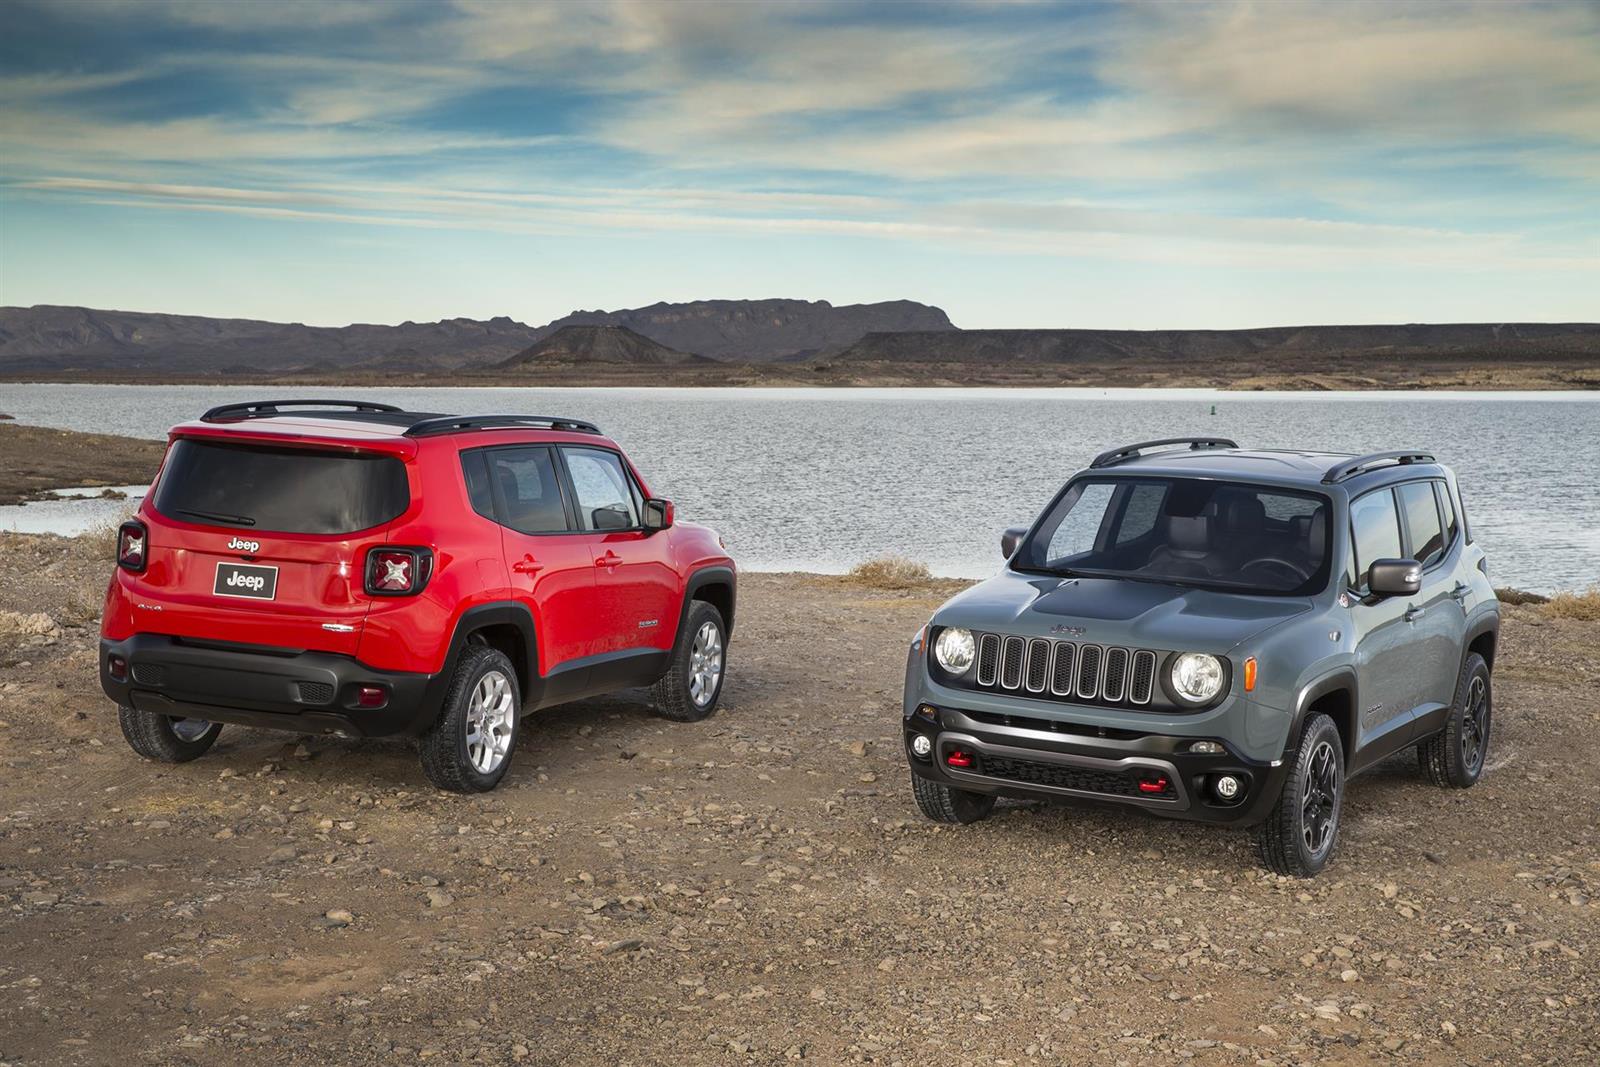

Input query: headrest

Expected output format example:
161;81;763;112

1165;513;1211;553
1305;506;1328;560
1221;495;1266;535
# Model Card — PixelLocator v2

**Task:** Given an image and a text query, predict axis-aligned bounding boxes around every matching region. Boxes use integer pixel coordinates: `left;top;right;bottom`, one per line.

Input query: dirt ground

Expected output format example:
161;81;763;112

1;531;1596;1066
0;422;167;506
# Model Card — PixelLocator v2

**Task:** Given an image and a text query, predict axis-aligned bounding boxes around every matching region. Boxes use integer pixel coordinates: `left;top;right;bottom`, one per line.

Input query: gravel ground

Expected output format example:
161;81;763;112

1;531;1596;1066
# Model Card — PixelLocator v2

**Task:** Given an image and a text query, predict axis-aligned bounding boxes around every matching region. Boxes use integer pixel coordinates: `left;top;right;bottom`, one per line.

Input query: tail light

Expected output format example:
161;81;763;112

364;546;433;596
117;520;148;572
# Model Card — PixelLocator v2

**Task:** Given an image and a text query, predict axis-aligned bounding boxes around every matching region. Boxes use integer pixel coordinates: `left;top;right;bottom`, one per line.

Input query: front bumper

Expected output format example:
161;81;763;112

100;634;441;738
904;703;1286;826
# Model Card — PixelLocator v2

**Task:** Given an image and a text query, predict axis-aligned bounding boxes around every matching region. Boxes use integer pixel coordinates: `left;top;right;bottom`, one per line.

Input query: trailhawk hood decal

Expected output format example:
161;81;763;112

935;571;1311;653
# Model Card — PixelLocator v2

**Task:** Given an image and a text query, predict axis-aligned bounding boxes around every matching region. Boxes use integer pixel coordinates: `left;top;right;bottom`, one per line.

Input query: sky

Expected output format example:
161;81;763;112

0;0;1597;330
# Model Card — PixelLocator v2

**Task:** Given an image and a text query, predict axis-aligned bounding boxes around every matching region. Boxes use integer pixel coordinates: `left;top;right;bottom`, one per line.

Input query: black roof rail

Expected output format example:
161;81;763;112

1089;437;1239;469
201;399;404;422
1320;450;1436;484
403;414;602;438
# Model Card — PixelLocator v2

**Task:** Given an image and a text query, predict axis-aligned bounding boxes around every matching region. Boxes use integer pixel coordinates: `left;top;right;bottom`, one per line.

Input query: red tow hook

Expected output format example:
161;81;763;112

1137;775;1170;795
945;749;975;769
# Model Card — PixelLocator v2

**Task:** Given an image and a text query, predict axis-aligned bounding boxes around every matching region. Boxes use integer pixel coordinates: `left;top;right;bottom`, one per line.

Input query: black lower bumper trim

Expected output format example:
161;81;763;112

101;635;439;738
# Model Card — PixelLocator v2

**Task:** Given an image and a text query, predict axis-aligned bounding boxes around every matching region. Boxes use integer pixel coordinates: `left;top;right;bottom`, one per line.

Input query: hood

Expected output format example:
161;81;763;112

935;570;1311;653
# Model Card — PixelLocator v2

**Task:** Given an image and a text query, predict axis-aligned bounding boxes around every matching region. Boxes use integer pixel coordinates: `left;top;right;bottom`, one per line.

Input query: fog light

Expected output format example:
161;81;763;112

108;654;128;682
356;685;388;708
911;734;932;758
1214;774;1242;800
1187;740;1225;755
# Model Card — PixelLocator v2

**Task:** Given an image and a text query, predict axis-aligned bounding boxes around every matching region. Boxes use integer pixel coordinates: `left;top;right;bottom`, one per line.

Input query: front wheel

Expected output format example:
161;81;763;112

911;773;996;825
418;644;521;793
1418;652;1491;788
651;601;727;722
1255;713;1344;877
119;705;222;763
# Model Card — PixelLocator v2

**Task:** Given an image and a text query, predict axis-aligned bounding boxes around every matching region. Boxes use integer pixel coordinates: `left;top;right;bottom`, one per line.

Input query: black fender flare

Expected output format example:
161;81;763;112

675;565;737;641
1285;666;1360;762
418;602;541;725
1463;613;1500;671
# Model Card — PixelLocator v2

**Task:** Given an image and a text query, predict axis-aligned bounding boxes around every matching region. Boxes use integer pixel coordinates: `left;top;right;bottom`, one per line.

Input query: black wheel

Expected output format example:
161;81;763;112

1419;652;1491;788
118;704;222;763
650;601;726;722
418;644;521;793
911;772;996;825
1255;713;1344;877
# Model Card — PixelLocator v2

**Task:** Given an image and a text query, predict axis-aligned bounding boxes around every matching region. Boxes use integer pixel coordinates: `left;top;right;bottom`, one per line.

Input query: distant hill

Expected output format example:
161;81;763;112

540;298;956;362
498;325;708;368
0;298;954;372
822;323;1600;365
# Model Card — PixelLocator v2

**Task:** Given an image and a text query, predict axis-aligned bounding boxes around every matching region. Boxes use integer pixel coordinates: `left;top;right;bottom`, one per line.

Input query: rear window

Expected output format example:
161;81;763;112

153;439;408;535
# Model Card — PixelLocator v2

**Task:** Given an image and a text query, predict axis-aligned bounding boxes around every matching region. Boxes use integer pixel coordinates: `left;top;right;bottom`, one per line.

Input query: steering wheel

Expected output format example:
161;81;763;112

1239;557;1312;584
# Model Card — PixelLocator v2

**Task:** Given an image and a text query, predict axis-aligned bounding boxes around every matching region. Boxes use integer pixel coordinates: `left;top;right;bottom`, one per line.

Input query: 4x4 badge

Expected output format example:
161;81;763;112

1050;624;1086;636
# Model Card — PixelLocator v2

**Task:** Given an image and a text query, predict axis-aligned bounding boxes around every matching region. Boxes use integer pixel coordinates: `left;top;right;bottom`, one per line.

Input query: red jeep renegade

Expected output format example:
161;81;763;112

100;400;736;792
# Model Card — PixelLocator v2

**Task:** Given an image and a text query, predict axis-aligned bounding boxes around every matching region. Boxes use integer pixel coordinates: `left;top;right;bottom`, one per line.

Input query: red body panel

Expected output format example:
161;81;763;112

102;415;735;685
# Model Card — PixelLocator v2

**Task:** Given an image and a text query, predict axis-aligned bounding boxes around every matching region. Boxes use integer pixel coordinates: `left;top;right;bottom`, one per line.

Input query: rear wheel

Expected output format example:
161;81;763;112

1419;652;1491;788
911;773;996;825
651;601;727;722
1255;713;1344;877
118;705;222;763
419;644;521;793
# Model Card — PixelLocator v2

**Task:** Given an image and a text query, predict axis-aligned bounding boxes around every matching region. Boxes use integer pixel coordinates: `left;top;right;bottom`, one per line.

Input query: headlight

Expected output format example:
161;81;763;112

1170;652;1224;703
934;627;976;674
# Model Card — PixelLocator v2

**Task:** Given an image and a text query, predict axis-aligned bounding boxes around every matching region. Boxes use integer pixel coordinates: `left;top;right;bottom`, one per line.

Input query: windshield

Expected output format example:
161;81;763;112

1015;476;1332;595
153;439;409;535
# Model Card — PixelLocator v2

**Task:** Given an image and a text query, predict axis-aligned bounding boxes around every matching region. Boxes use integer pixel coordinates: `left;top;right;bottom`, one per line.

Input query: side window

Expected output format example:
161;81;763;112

562;448;640;531
1112;483;1165;545
486;446;570;534
1046;482;1115;562
461;450;496;522
1435;481;1459;546
1349;489;1402;589
1397;481;1445;568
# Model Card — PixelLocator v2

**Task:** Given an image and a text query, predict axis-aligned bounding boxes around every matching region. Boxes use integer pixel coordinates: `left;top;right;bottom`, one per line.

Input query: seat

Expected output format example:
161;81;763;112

1219;495;1268;568
1145;512;1215;577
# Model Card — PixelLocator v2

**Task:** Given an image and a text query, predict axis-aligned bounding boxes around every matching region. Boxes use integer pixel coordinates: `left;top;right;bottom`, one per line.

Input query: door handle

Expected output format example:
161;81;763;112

1450;582;1470;603
595;551;622;569
1404;605;1426;623
513;554;543;575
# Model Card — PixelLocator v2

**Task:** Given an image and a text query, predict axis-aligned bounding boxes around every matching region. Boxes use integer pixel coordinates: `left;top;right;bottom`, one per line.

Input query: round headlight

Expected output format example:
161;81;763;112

1170;652;1224;703
934;627;976;674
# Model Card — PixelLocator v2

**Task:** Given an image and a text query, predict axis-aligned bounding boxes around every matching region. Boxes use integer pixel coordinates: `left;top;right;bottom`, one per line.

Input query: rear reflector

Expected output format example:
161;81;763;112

356;685;388;708
945;749;975;769
108;654;128;681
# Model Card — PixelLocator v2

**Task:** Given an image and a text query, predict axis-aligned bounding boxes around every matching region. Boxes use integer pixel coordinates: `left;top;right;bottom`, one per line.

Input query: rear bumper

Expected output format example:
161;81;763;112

100;634;441;738
905;703;1287;826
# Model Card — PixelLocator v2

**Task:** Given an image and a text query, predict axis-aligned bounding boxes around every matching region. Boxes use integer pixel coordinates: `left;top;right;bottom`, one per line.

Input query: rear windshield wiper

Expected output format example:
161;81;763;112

173;508;257;527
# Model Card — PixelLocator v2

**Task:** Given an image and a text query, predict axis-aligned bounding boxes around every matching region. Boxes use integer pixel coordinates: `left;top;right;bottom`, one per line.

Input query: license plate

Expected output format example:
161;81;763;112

214;561;279;600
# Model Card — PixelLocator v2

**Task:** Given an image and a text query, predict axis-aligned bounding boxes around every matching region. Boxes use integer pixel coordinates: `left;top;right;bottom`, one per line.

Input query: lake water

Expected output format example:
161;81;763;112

1;384;1596;592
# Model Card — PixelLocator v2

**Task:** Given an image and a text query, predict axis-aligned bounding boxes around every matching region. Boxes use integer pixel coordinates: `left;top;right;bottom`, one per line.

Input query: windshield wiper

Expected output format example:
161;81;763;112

173;508;257;527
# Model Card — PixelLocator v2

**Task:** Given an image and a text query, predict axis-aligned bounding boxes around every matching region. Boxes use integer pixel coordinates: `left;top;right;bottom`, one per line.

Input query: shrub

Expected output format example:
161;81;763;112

1544;586;1600;622
846;556;933;590
1494;587;1549;606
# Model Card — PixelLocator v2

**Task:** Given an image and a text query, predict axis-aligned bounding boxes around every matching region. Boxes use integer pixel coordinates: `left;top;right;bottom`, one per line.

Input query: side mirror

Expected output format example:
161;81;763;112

1367;558;1421;598
643;498;674;532
1001;525;1029;559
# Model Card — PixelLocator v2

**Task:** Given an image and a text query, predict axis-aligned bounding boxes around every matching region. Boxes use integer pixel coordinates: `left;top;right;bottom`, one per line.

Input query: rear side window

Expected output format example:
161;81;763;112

153;439;407;535
1436;481;1459;545
1349;489;1402;589
1397;481;1445;568
486;446;570;534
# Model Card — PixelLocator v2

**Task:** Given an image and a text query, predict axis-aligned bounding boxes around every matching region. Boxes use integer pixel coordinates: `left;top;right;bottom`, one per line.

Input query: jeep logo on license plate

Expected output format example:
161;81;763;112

214;561;278;600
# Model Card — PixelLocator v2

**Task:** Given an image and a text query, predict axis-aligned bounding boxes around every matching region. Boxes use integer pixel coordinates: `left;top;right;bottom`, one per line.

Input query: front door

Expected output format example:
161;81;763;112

480;445;599;678
1348;487;1417;770
557;446;679;677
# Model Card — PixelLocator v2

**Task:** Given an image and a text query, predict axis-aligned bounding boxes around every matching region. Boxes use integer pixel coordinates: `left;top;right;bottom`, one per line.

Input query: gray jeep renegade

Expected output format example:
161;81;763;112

904;438;1499;876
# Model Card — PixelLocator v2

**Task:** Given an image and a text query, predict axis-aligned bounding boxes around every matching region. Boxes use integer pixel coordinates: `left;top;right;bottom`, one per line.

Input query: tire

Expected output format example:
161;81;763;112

1418;652;1491;789
1255;713;1344;877
911;772;996;825
118;704;222;763
418;644;521;793
650;601;727;723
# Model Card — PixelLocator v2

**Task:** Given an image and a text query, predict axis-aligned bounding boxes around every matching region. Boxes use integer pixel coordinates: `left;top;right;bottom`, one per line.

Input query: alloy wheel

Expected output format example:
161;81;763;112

464;669;515;774
1460;675;1490;773
1301;739;1339;856
688;621;724;708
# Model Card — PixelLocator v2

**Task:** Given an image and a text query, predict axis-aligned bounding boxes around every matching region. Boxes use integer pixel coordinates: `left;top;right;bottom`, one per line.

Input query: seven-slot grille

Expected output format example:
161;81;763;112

970;634;1158;707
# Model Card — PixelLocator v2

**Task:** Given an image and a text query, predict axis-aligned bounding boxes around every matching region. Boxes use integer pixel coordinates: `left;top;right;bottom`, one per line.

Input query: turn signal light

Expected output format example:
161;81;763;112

365;547;433;596
1243;657;1258;692
117;520;148;573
